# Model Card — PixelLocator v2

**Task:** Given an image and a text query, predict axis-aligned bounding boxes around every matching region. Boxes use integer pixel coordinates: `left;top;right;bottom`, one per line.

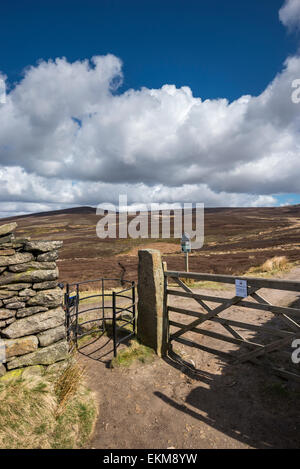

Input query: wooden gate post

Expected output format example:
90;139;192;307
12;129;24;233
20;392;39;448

137;249;168;357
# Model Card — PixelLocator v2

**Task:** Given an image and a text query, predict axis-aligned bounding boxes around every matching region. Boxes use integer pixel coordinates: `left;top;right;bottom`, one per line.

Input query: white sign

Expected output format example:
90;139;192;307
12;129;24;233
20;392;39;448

181;241;191;253
235;279;248;298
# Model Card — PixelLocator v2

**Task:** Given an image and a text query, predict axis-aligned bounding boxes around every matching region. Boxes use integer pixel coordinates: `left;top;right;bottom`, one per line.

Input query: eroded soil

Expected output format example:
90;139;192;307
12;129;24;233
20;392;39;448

79;267;300;449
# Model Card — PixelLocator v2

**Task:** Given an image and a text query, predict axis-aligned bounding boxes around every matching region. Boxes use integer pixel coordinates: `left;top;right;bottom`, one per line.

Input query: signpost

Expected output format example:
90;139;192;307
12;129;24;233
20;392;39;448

181;233;191;272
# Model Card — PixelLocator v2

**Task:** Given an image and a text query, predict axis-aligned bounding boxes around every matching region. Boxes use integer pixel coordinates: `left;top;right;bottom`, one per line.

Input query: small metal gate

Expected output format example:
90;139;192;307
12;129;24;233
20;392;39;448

65;278;136;357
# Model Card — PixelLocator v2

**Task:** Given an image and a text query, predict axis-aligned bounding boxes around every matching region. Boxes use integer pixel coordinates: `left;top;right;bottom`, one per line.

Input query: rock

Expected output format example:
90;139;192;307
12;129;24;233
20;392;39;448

38;325;66;347
4;283;32;291
22;365;44;380
0;364;6;377
37;250;59;262
0;308;15;320
0;252;34;267
0;300;2;307
0;267;6;274
27;288;63;308
33;280;58;290
2;306;65;338
8;261;57;273
7;340;69;369
5;302;25;309
0;290;15;299
19;288;36;297
4;336;38;359
46;357;74;375
0;234;14;245
13;237;30;244
3;296;19;304
5;317;16;326
0;368;23;382
9;240;28;249
25;240;63;253
0;268;59;286
0;249;15;256
8;262;56;273
0;222;17;237
16;305;48;318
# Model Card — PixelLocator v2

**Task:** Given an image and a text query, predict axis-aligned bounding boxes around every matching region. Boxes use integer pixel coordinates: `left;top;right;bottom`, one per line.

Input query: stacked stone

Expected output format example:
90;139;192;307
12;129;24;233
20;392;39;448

0;222;68;377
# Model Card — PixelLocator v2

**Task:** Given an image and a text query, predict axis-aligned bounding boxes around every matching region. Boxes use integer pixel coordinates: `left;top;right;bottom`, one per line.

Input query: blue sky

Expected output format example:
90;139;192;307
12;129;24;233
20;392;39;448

0;0;300;215
1;0;296;100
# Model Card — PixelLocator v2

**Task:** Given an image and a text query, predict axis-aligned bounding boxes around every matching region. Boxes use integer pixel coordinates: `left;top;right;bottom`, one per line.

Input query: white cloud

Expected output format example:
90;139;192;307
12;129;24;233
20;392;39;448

0;8;300;216
279;0;300;31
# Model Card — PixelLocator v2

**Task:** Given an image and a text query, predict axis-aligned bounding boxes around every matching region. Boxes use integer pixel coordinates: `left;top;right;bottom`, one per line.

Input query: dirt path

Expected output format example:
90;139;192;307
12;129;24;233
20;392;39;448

79;267;300;449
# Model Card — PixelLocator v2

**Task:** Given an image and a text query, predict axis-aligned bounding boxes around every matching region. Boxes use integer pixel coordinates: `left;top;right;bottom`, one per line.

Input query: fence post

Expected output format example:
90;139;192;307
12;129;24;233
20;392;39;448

137;249;168;357
75;284;79;348
65;283;70;342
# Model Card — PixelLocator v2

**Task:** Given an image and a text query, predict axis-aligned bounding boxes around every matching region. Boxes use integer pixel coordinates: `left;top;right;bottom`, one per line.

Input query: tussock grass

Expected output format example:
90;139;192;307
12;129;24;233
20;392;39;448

111;340;154;368
247;256;291;277
0;360;97;449
54;360;84;416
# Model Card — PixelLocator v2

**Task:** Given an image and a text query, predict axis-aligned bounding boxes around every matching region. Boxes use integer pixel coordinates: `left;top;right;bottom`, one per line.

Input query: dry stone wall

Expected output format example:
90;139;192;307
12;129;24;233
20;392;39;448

0;222;68;377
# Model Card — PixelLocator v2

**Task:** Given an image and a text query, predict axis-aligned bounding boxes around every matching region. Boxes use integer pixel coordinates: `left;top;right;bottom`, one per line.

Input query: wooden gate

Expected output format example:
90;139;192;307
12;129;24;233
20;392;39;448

164;270;300;381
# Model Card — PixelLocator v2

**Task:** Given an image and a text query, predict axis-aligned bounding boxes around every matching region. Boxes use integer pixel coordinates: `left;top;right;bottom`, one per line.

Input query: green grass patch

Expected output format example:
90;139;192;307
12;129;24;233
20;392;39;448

0;360;97;449
111;340;155;368
76;329;103;348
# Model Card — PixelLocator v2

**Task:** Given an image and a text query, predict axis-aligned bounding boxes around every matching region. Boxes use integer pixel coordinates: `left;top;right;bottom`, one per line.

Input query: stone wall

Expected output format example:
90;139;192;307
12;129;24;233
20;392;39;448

0;222;68;377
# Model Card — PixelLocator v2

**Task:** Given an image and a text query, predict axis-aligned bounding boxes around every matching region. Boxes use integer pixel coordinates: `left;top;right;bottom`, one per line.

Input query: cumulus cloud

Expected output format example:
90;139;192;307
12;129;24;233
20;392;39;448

279;0;300;31
0;8;300;216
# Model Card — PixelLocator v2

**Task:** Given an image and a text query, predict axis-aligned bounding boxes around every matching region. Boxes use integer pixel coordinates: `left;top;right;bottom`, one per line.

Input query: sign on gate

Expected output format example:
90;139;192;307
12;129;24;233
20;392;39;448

235;279;248;298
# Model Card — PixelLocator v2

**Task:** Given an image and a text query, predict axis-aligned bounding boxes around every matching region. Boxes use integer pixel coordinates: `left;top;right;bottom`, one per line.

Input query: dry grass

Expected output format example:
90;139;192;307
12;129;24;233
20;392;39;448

247;256;291;277
0;375;56;449
0;360;97;449
54;360;85;416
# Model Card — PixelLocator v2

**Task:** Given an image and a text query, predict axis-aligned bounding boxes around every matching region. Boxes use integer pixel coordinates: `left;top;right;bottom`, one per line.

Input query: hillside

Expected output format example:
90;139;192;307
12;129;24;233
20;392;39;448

1;205;300;286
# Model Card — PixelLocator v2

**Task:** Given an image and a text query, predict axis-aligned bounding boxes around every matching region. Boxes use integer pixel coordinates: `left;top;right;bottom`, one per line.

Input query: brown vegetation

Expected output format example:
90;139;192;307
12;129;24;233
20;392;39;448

1;204;300;286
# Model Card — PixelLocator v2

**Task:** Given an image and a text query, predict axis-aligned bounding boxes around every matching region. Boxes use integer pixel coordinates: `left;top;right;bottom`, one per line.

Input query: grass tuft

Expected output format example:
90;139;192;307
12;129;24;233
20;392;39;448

110;340;155;368
0;359;97;449
54;360;84;416
247;256;291;277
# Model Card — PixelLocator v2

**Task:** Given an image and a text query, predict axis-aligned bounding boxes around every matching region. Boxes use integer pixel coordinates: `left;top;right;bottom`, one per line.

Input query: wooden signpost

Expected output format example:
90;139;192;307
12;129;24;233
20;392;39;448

181;233;191;272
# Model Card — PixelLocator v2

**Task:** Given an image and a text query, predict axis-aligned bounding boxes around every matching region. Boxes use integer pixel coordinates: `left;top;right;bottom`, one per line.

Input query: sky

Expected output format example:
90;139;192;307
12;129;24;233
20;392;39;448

0;0;300;216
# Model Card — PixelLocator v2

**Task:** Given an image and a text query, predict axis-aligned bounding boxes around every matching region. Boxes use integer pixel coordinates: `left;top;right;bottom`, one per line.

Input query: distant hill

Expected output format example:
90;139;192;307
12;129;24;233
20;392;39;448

0;204;299;285
2;203;300;223
0;206;96;222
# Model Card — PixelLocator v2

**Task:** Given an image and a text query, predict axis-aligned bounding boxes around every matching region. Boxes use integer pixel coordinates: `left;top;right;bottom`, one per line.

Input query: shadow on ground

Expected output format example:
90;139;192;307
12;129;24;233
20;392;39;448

155;295;300;449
